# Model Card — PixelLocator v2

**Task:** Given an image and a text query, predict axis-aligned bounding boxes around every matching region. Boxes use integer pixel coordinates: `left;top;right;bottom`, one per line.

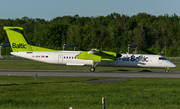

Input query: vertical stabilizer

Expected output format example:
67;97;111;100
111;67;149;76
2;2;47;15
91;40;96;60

4;27;32;52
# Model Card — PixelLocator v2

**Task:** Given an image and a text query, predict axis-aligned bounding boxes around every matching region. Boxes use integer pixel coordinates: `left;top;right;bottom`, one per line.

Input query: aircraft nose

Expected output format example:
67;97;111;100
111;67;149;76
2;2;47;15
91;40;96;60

173;64;176;68
169;63;176;68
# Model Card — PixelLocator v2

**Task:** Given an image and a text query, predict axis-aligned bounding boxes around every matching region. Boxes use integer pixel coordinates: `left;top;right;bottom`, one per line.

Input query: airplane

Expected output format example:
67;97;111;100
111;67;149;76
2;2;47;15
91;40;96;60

3;26;176;73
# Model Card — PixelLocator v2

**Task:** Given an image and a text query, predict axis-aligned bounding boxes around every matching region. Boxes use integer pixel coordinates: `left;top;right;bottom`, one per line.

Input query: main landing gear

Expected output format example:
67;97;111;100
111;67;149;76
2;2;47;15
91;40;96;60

90;62;98;72
90;67;95;72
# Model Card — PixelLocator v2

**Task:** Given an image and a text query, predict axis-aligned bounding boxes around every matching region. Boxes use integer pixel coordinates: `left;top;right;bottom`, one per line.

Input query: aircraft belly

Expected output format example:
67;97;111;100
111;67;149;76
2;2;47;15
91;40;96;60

99;61;117;66
118;61;140;67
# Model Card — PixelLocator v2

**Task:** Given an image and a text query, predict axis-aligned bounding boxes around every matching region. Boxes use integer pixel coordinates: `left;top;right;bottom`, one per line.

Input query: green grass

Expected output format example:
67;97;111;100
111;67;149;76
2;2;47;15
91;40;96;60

1;77;180;108
0;59;179;71
0;76;101;86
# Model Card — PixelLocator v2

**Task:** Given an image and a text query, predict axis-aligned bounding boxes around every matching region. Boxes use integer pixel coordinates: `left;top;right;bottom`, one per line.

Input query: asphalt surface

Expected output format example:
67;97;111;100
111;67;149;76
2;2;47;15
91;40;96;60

0;69;180;78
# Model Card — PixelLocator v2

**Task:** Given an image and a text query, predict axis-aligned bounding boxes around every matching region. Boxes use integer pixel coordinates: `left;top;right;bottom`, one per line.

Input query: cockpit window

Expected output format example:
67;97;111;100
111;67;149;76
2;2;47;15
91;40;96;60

159;57;167;60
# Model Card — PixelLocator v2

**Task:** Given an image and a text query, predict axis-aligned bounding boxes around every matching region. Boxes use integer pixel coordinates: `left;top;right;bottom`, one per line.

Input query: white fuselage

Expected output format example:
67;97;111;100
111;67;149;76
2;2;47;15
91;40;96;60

11;51;176;68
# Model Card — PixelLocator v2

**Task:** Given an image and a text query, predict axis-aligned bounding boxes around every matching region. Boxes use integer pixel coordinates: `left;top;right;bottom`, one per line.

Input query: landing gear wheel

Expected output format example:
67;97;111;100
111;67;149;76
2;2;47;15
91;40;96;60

165;69;169;73
90;67;95;72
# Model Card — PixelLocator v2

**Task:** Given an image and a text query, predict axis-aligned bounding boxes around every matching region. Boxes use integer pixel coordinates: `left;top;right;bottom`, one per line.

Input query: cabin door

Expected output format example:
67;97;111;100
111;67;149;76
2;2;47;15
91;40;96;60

58;55;63;63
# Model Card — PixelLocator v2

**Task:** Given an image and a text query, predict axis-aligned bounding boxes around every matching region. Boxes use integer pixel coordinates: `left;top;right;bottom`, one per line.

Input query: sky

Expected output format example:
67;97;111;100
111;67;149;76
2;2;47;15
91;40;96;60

0;0;180;21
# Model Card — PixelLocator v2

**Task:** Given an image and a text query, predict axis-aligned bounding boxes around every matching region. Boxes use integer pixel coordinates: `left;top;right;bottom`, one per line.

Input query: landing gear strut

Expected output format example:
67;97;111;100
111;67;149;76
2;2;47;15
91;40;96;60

90;62;98;72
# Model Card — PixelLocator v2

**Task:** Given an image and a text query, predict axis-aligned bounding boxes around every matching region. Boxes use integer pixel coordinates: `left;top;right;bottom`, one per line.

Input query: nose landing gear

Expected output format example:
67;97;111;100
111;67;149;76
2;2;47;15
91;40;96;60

165;68;169;73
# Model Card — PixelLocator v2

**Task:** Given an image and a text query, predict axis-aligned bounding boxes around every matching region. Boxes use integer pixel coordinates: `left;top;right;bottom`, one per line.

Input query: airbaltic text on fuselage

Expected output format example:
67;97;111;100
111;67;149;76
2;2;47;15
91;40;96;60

121;55;149;62
12;43;27;49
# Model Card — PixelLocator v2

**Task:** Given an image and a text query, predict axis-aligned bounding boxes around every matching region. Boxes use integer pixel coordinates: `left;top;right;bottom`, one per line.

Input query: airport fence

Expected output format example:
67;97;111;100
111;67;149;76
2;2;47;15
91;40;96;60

166;57;180;62
0;56;180;62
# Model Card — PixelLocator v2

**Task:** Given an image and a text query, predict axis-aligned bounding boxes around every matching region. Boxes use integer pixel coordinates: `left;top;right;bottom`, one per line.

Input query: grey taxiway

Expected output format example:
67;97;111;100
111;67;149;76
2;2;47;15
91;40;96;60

0;69;180;78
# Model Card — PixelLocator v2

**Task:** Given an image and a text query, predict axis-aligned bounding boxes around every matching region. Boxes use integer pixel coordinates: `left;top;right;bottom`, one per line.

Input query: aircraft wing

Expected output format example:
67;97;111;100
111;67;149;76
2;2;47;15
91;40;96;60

76;49;116;62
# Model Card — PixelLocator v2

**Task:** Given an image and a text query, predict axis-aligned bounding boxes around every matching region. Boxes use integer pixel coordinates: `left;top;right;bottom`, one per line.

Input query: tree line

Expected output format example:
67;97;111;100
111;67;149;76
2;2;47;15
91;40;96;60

0;12;180;57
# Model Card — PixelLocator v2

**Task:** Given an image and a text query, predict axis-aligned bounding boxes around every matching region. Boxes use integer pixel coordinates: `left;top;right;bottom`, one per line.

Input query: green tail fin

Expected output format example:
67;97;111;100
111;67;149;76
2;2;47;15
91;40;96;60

4;26;59;52
4;27;32;52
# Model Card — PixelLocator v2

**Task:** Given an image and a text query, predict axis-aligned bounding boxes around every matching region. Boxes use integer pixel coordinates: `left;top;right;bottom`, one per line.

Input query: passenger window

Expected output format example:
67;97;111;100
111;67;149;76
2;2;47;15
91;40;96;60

72;57;73;59
69;57;71;59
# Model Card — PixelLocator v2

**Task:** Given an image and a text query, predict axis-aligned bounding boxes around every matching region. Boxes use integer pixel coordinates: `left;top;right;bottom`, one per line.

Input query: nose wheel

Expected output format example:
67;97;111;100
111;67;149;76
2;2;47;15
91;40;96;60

165;69;169;73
